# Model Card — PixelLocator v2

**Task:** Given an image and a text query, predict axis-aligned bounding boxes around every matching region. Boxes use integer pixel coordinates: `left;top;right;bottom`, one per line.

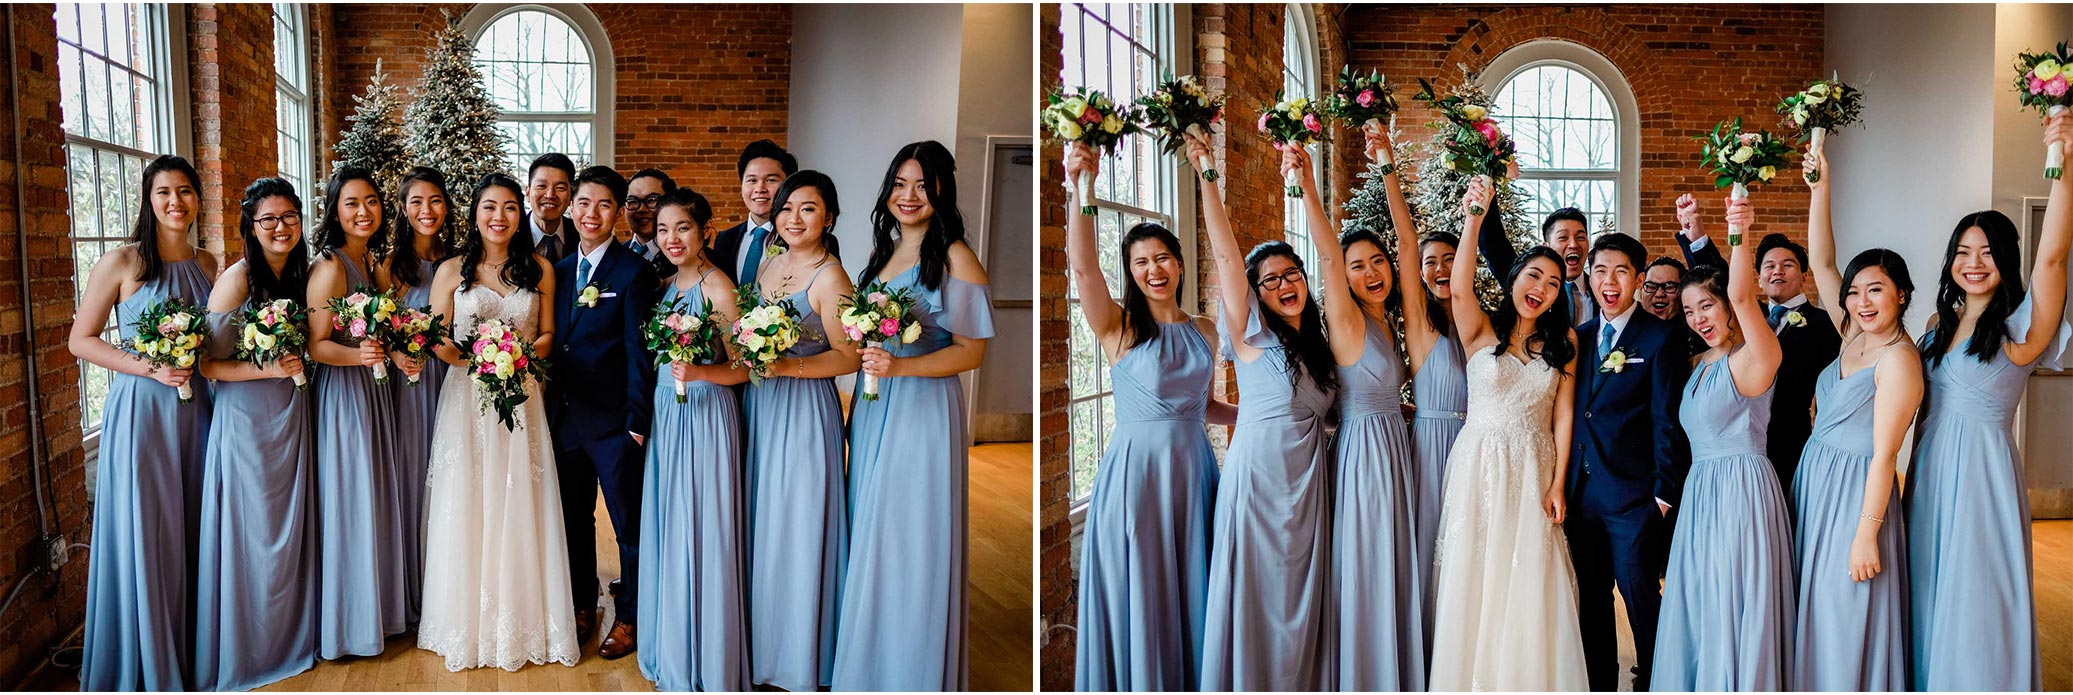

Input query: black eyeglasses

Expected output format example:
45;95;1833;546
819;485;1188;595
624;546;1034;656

623;195;664;211
1641;281;1679;294
1255;267;1307;291
253;211;302;231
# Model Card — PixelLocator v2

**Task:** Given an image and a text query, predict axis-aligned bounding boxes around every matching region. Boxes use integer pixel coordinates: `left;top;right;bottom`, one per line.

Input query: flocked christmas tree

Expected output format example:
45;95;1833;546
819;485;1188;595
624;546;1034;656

403;10;510;246
332;59;409;201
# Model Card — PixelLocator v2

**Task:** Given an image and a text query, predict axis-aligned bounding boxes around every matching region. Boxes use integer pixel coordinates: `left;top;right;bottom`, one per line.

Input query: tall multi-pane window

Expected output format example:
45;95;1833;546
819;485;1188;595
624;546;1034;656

1493;63;1620;234
56;3;178;434
273;2;312;206
1059;2;1187;503
473;7;598;174
1281;3;1320;271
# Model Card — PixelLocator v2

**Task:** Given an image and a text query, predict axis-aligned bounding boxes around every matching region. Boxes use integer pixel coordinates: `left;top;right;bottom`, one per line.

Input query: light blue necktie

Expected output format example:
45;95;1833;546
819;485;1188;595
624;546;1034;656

742;225;770;286
578;256;593;290
1599;322;1616;361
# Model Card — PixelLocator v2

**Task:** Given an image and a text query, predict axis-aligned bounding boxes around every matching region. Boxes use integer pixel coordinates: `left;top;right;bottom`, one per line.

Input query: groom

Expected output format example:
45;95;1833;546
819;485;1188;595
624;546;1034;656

548;165;659;660
1568;231;1690;691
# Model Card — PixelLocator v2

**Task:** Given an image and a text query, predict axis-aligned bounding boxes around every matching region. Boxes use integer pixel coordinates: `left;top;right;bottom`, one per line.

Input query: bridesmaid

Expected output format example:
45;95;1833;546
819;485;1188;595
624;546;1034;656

1793;143;1920;691
1186;136;1338;691
1063;142;1227;692
637;188;751;691
833;141;995;691
193;178;317;690
71;154;217;691
307;165;408;659
1294;136;1421;691
378;165;453;627
745;171;860;691
1650;195;1795;691
1906;115;2071;691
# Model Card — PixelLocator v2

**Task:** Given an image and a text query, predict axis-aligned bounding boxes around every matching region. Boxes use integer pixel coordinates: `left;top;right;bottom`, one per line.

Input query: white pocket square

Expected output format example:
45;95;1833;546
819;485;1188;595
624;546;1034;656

600;292;619;299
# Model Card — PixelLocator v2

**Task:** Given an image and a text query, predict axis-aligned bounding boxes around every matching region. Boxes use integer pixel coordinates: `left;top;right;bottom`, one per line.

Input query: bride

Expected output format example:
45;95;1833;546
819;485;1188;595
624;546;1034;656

1427;177;1588;690
416;172;578;671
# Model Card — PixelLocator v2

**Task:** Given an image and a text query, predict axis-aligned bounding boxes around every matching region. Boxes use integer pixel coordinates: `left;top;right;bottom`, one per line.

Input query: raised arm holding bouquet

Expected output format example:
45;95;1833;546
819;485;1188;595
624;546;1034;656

2015;42;2073;179
1777;75;1864;183
1324;66;1401;173
1044;87;1144;214
132;298;211;403
1696;118;1793;246
1137;75;1225;182
1257;91;1328;197
1413;77;1518;214
235;298;311;390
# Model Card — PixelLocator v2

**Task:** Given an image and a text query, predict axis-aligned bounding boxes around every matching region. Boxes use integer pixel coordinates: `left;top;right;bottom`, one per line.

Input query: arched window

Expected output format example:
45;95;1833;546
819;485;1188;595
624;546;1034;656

1281;2;1320;271
1483;40;1640;237
463;4;614;174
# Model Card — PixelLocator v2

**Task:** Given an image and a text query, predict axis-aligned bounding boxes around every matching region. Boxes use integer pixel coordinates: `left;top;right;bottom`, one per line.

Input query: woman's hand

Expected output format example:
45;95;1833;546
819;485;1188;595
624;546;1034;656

2048;108;2072;153
1279;144;1316;192
1543;483;1568;524
356;341;387;368
1183;130;1215;178
1461;175;1494;219
390;351;424;379
271;353;306;381
1803;143;1830;192
1848;526;1883;582
1724;195;1756;241
670;360;694;384
859;345;898;378
1063;141;1099;189
1363;122;1393;165
151;365;194;390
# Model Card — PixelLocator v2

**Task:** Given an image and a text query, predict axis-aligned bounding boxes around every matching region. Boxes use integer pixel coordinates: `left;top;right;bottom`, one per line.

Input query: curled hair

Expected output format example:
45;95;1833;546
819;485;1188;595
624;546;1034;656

315;165;390;262
129;154;202;283
389;166;452;290
1417;232;1459;337
1927;211;2026;364
1118;222;1187;350
236;177;310;304
861;140;961;289
1491;246;1578;371
1244;241;1338;392
1840;248;1916;331
773;170;842;259
457;173;542;293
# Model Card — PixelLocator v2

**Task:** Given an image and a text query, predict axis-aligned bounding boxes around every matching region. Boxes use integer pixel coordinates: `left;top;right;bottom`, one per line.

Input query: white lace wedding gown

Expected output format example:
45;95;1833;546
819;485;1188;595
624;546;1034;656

417;283;579;672
1427;347;1588;691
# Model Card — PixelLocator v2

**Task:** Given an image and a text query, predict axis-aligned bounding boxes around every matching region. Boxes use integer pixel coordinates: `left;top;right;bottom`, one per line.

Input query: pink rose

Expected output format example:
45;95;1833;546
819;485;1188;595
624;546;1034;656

1474;120;1502;147
2048;75;2069;97
880;318;900;336
349;318;368;337
1738;133;1761;147
2033;75;2049;95
1257;111;1271;132
1079;110;1102;126
1303;113;1323;133
478;362;494;375
868;292;888;305
846;327;864;342
1356;89;1375;108
262;312;278;327
514;356;527;370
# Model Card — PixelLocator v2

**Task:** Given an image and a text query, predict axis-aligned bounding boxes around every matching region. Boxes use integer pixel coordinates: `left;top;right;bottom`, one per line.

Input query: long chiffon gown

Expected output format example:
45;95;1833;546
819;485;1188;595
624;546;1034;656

79;258;213;691
1072;320;1218;692
193;305;317;691
1790;354;1909;691
1410;331;1467;654
390;258;448;627
636;273;751;691
312;254;407;659
1322;315;1425;691
746;266;849;692
832;267;994;691
1906;294;2067;691
1199;313;1335;692
1651;354;1794;691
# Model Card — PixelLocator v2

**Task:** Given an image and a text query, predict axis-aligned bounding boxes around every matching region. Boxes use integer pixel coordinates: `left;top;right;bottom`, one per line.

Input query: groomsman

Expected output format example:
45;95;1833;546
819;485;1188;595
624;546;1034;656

710;139;799;286
622;168;679;281
1477;206;1596;324
1643;256;1706;355
1568;232;1691;692
547;166;659;660
1675;196;1840;489
528;153;579;261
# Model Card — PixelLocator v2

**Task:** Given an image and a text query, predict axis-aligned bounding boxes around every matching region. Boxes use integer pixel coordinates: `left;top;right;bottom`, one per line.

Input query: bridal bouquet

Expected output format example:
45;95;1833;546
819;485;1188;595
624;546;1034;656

731;287;803;384
2014;43;2073;178
837;281;922;401
1415;77;1518;214
1256;91;1328;197
467;318;548;431
1696;118;1793;245
1324;66;1401;172
1776;75;1863;183
642;296;725;403
1136;75;1225;181
327;286;399;384
234;298;310;390
381;305;447;386
1043;87;1143;215
130;298;209;403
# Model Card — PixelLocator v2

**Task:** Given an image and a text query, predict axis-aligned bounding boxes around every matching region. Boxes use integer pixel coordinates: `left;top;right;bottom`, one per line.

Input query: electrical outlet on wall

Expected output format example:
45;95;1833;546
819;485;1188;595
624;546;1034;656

42;534;69;572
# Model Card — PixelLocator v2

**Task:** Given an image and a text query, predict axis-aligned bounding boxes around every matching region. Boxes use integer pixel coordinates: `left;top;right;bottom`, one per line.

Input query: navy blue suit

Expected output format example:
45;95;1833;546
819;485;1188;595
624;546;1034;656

548;241;660;624
1568;307;1690;691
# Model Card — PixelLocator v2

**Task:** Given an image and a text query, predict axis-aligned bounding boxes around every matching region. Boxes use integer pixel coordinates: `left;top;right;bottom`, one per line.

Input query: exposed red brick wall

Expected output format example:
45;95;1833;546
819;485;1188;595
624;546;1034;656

0;3;91;686
188;3;278;259
1035;2;1071;687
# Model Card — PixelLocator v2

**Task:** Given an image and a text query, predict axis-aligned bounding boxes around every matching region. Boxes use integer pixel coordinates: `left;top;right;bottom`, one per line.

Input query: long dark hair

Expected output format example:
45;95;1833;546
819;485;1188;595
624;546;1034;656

458;173;543;293
315;165;390;264
236;177;309;305
654;188;716;268
860;140;962;289
1840;248;1916;334
1491;246;1577;371
1245;241;1337;392
1118;222;1186;350
1419;232;1459;337
1926;211;2026;364
129;154;201;283
771;170;842;260
1338;228;1402;329
388;166;453;290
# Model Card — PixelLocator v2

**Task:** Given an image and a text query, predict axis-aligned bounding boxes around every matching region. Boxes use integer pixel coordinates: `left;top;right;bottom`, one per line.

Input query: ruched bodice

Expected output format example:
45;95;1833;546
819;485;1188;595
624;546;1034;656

766;265;832;358
1808;358;1879;457
115;258;214;347
1336;314;1405;420
1224;314;1335;430
1111;321;1212;423
873;265;991;358
1680;355;1774;460
1414;333;1469;418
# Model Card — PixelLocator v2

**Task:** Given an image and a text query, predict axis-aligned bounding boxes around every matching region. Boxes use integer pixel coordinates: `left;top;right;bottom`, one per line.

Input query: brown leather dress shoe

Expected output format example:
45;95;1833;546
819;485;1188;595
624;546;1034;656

599;622;637;660
575;609;598;644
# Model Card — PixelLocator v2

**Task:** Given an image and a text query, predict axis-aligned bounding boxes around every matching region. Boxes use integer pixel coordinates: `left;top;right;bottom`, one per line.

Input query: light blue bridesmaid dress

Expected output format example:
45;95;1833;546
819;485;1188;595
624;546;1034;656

1790;350;1909;691
1652;353;1794;691
637;271;750;691
1072;319;1218;692
745;266;848;692
1199;313;1335;692
1322;314;1424;691
194;303;317;690
313;254;407;659
1410;331;1467;651
80;258;212;691
1906;294;2067;691
390;258;447;627
832;267;994;692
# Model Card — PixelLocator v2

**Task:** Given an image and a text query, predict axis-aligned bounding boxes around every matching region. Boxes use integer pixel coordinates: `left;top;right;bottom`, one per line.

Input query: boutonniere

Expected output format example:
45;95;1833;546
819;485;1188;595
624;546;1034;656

1783;310;1807;328
578;281;611;309
764;241;786;259
1598;347;1646;374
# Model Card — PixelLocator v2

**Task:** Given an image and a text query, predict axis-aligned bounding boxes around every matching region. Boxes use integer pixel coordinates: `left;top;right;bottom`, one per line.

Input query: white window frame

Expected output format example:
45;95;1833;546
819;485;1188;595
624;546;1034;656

272;2;313;209
54;3;191;456
1480;39;1641;237
1060;2;1198;516
1281;2;1322;272
461;3;615;172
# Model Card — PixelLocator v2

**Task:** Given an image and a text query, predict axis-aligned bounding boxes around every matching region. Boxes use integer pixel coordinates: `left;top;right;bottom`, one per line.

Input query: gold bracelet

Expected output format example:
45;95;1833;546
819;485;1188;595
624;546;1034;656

1862;512;1884;524
795;358;805;379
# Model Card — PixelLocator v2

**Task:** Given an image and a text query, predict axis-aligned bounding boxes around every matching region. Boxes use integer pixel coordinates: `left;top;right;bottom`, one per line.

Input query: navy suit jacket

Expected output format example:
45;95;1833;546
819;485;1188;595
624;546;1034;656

710;221;751;286
548;242;660;444
528;211;579;263
1571;308;1693;506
